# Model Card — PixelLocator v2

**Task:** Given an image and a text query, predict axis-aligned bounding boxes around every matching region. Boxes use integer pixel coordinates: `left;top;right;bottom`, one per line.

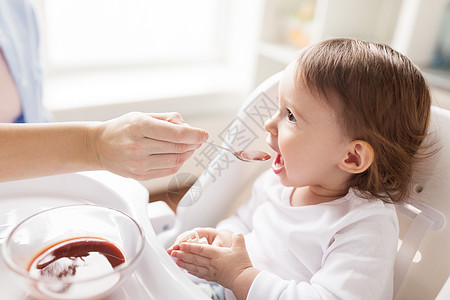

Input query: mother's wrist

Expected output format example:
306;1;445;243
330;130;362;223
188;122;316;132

84;122;103;170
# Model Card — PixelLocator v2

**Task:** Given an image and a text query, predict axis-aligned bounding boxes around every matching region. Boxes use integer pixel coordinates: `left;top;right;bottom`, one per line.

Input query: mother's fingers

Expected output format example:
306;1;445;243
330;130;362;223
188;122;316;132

119;150;197;180
141;138;201;154
146;112;185;125
141;115;209;144
138;151;195;170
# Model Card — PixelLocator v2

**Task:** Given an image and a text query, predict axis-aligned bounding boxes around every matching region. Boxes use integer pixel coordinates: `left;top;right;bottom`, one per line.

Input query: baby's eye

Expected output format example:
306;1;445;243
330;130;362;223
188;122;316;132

286;109;297;123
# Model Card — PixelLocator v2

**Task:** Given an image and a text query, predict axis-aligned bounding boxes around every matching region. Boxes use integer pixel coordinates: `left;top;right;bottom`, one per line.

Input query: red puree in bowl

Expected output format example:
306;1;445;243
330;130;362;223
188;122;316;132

28;237;125;280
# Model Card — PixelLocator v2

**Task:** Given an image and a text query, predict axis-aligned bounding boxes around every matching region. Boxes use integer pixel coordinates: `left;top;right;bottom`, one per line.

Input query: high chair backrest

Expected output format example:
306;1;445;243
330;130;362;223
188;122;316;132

394;106;450;299
157;73;450;300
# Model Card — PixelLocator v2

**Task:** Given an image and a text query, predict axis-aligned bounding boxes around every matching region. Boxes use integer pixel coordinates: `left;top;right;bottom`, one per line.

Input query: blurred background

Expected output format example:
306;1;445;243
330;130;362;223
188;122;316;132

31;0;450;194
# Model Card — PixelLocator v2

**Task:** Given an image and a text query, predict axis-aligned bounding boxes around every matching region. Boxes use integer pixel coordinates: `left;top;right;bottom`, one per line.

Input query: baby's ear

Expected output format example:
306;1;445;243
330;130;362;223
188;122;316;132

338;140;374;174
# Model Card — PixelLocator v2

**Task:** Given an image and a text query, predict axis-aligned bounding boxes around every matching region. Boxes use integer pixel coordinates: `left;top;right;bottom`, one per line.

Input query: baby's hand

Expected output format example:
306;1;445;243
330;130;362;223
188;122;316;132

170;233;255;290
167;229;208;255
167;227;235;255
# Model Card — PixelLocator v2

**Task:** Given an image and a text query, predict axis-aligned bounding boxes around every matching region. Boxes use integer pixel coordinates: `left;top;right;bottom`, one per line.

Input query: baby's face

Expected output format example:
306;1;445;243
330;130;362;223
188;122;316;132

264;62;351;191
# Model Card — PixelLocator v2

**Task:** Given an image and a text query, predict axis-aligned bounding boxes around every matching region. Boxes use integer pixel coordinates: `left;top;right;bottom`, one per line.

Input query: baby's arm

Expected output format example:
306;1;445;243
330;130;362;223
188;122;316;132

171;233;260;300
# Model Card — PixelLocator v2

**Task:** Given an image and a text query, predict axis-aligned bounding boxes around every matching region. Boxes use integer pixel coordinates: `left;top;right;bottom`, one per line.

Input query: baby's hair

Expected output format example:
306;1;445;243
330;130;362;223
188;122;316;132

295;38;431;203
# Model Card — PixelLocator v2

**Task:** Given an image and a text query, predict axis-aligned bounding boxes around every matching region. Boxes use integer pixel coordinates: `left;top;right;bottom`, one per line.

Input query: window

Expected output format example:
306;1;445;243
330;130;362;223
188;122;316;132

41;0;224;72
33;0;261;116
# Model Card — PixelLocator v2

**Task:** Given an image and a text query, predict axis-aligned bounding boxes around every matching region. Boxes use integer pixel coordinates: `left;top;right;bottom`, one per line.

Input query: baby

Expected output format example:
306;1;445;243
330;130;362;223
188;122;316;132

168;38;432;300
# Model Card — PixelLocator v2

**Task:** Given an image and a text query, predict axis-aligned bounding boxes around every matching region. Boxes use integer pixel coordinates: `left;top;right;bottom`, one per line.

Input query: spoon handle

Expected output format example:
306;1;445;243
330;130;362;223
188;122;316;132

203;141;233;153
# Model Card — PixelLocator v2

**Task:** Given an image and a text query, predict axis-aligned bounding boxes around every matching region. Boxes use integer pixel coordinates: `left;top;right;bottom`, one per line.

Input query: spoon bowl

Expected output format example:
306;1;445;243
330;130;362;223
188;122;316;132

204;141;271;162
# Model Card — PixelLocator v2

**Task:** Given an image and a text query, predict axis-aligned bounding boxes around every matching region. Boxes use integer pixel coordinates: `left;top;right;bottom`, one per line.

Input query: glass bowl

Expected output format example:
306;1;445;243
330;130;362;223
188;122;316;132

2;204;145;300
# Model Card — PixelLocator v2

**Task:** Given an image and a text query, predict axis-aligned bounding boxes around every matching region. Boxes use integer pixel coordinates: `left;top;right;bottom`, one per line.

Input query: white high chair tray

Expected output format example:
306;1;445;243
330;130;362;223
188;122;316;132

0;172;208;300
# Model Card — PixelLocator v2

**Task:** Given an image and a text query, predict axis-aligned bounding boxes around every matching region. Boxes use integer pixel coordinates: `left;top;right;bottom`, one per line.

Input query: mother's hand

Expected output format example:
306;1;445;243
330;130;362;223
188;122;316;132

92;112;209;180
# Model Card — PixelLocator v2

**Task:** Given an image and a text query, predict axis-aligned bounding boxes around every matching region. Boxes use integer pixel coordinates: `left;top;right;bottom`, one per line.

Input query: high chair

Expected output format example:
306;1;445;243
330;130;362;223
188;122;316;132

0;171;210;299
157;73;450;300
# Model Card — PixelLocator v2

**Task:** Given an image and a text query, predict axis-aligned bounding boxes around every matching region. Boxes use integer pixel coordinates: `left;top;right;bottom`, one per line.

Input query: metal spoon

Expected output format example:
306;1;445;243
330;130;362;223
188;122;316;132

204;141;271;162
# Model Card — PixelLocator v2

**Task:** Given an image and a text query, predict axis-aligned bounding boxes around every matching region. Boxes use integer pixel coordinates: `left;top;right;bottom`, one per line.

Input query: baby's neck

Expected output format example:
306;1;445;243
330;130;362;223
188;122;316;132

290;186;348;206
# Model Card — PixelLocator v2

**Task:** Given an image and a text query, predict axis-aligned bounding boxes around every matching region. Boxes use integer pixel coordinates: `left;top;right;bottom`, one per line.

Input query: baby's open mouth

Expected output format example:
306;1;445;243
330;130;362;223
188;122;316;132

272;153;285;174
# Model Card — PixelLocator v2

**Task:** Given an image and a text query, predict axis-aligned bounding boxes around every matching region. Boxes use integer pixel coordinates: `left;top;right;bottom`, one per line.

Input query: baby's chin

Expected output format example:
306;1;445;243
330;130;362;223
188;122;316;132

272;157;304;188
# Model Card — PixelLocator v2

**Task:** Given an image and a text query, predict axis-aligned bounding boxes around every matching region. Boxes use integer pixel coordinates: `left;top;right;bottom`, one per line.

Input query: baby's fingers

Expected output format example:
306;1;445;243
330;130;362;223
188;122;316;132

171;250;210;266
173;254;210;276
166;244;180;255
179;242;217;258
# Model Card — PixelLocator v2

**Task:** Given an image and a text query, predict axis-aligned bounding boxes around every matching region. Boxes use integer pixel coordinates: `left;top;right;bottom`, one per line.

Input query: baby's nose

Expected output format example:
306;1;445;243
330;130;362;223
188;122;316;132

264;117;277;135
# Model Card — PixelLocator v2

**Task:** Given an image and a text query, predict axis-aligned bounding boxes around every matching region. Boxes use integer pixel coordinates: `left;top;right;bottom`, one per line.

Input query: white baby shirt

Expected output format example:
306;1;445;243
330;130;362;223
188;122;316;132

217;170;399;300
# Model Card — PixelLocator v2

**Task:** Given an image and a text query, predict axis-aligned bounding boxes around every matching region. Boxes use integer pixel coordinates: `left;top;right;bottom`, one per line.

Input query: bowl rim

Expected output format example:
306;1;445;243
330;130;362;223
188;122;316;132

1;204;145;284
